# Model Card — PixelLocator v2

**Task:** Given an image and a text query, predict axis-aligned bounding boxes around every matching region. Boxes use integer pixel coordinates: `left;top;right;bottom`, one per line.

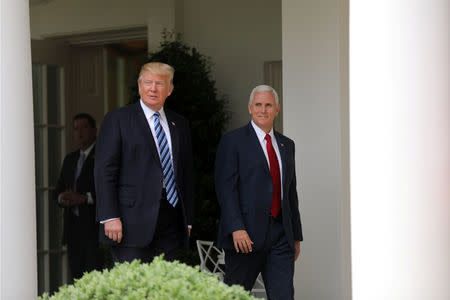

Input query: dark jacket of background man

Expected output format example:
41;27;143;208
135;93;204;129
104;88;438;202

55;113;102;281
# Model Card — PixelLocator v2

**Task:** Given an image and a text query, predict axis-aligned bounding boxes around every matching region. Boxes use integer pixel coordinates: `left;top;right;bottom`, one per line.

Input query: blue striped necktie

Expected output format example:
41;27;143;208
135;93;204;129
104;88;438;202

153;112;178;207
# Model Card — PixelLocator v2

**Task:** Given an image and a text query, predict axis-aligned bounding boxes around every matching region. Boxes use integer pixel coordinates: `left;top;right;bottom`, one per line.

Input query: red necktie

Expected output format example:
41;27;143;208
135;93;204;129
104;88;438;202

265;134;281;218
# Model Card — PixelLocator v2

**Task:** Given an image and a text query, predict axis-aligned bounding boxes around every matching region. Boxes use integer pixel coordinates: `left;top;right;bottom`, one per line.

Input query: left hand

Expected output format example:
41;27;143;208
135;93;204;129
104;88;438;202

294;241;301;261
187;227;191;237
60;191;86;206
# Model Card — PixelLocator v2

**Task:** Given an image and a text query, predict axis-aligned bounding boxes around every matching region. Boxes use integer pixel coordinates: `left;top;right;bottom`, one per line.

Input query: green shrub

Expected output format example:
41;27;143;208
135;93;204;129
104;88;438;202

39;256;260;300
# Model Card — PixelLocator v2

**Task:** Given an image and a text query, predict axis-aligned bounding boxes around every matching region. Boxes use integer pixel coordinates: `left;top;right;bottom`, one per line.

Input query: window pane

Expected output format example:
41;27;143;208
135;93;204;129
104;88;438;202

36;190;46;251
48;128;63;186
32;64;44;124
34;127;44;187
37;253;46;296
47;65;62;125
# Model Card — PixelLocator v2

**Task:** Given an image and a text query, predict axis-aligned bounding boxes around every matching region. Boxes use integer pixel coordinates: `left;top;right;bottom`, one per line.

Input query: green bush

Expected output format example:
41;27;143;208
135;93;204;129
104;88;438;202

39;256;259;300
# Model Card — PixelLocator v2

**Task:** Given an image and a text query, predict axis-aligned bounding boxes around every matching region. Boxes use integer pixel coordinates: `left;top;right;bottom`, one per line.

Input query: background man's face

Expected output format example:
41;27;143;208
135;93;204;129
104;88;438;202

73;118;96;150
138;71;173;111
248;91;280;132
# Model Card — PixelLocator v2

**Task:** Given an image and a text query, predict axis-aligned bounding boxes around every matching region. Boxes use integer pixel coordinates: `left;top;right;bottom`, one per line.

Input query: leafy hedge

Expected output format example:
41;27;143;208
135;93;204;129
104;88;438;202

39;256;259;300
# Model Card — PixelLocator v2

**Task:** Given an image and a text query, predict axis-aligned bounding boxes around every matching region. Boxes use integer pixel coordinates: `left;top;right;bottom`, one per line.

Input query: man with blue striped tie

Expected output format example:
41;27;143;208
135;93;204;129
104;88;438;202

95;62;194;263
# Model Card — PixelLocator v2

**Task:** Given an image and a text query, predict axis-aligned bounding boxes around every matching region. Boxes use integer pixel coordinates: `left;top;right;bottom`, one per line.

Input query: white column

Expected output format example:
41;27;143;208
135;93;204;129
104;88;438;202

350;1;449;300
0;1;38;299
282;0;351;299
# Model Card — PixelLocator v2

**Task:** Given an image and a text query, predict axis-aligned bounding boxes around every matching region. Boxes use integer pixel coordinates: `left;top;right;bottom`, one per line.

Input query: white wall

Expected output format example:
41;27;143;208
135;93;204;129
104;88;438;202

182;0;282;129
30;0;281;130
350;1;449;299
282;0;351;299
1;0;38;298
30;0;151;39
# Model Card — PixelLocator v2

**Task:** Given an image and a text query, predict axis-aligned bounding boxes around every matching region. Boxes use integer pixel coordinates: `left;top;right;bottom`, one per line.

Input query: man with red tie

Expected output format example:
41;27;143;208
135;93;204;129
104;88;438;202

215;85;303;299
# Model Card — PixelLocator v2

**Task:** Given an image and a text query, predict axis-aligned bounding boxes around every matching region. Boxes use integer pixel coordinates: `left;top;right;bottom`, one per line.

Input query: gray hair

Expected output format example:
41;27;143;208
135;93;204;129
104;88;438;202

248;85;279;105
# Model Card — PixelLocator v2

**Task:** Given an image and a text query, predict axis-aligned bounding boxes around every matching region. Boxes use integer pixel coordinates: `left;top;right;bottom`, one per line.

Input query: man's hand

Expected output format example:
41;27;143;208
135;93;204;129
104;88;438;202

104;219;123;243
187;226;191;237
60;190;87;207
232;230;254;253
294;240;301;261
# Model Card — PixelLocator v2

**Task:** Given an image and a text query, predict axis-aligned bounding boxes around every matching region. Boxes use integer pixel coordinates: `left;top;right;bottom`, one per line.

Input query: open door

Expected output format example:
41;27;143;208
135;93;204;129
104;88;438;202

31;39;71;296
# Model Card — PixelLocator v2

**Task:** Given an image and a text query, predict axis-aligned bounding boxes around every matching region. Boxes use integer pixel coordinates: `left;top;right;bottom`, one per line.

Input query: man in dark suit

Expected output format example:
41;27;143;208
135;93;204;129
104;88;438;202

55;113;102;281
95;62;194;263
215;85;303;299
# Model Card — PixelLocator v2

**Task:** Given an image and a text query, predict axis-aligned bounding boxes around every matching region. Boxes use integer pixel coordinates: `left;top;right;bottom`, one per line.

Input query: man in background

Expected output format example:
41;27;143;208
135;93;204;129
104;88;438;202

215;85;303;299
55;113;103;281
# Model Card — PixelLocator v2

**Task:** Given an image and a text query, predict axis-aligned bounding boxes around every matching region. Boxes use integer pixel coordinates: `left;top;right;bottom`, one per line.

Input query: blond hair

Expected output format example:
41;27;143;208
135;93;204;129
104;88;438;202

138;62;175;85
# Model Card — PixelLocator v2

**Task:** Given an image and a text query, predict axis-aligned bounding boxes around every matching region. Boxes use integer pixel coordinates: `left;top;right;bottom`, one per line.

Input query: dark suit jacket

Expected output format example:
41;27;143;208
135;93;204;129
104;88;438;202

215;123;303;251
55;146;98;246
95;102;194;247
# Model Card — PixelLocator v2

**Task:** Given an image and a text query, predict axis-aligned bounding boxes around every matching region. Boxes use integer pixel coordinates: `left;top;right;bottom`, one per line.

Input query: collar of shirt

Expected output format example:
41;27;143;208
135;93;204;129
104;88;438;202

139;99;173;158
80;141;95;158
140;99;168;123
251;120;275;143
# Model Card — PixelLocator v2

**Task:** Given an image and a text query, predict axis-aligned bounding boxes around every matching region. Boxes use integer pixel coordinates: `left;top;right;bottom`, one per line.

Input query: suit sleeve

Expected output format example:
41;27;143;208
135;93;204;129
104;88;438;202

215;134;245;236
182;120;195;225
94;112;122;222
289;142;303;241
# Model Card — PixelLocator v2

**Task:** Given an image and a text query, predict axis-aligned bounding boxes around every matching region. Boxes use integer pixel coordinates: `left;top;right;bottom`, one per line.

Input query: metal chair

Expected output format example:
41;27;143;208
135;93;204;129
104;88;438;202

196;240;225;281
196;240;266;297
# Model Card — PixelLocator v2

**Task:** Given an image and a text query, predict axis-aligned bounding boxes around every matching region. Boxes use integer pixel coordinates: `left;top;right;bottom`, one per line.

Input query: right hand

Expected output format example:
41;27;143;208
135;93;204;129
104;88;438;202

104;219;123;243
60;190;86;207
232;230;254;253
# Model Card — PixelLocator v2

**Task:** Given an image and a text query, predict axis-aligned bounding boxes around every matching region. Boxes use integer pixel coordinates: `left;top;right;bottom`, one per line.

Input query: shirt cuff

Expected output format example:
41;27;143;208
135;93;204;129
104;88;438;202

86;192;94;205
100;217;120;224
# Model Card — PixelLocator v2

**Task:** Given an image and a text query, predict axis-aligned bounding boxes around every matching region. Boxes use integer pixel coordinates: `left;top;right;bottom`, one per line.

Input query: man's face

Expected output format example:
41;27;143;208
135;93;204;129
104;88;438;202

73;118;96;150
248;91;280;133
138;71;173;111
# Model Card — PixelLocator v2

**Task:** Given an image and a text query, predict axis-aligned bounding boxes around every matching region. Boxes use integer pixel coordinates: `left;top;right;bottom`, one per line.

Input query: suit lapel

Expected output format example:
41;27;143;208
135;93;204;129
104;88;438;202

133;103;161;165
69;152;79;189
166;110;180;174
246;123;270;175
274;131;287;192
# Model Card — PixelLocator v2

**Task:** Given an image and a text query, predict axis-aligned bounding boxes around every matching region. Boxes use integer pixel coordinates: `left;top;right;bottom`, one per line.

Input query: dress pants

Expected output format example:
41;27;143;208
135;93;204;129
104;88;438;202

111;193;185;264
224;214;295;300
68;240;103;281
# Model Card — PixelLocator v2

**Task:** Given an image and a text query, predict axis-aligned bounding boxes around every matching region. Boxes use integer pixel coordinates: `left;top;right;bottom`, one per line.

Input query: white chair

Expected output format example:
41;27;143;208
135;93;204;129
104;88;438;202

196;240;225;281
251;273;266;297
196;240;266;297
